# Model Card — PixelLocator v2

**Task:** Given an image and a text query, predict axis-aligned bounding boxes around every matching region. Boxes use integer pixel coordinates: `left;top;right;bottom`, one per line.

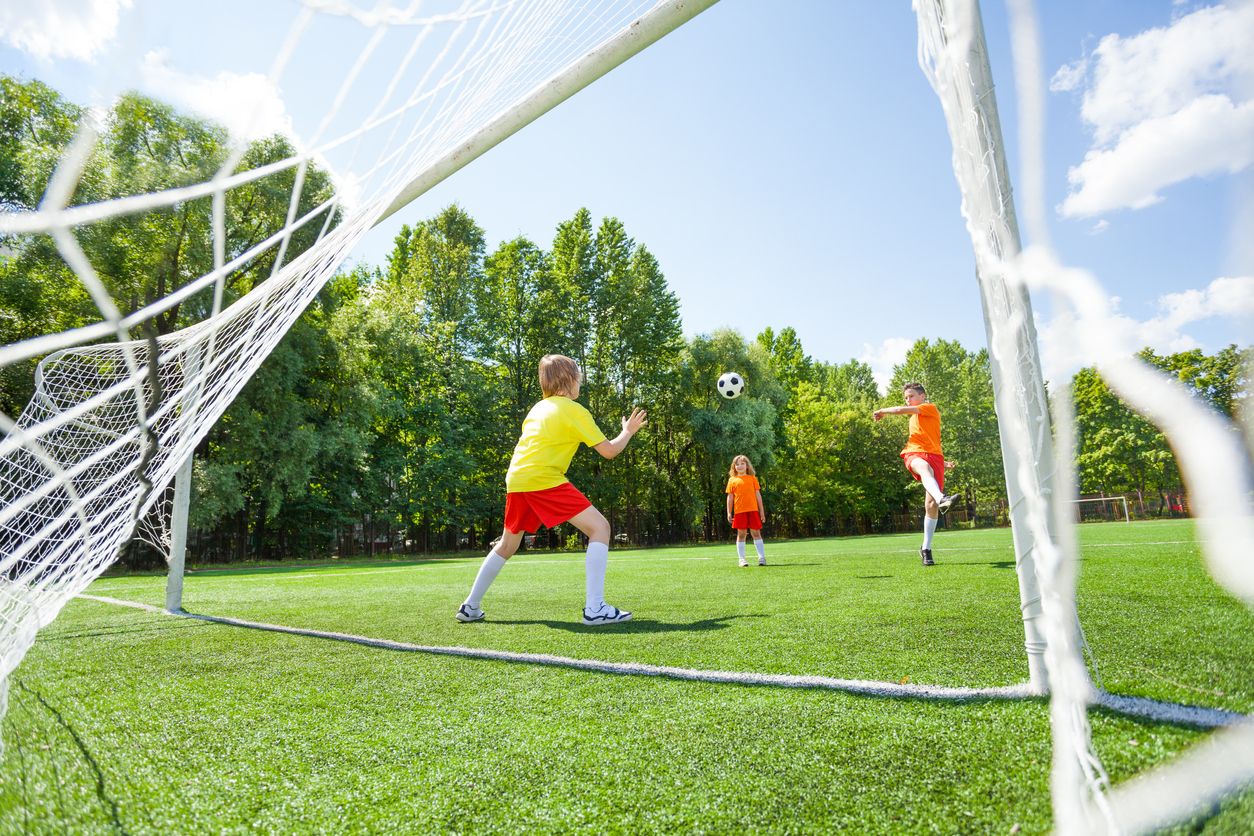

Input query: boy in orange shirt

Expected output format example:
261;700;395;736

725;455;767;567
456;354;647;625
873;382;957;566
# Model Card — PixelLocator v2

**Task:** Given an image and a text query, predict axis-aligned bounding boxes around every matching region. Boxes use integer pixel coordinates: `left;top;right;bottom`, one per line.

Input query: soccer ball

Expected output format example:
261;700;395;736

717;372;745;400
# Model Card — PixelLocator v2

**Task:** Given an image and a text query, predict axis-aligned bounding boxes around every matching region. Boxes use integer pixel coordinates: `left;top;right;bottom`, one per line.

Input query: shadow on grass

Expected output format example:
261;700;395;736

12;679;133;835
41;621;210;641
855;575;894;580
185;557;465;577
491;614;765;634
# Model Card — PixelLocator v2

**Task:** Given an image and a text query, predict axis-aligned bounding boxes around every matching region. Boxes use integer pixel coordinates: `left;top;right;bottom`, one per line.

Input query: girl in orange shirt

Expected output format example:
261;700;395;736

726;455;768;567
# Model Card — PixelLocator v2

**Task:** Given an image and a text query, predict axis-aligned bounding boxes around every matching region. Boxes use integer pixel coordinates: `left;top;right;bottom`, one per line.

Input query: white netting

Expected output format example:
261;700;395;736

916;1;1254;834
0;0;713;749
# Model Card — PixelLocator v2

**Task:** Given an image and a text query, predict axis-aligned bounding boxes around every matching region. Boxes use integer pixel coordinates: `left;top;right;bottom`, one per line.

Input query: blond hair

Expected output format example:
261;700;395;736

728;455;756;478
539;354;581;398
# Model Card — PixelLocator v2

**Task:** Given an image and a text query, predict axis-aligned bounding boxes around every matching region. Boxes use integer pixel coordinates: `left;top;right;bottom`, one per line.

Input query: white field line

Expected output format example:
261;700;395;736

75;594;1248;728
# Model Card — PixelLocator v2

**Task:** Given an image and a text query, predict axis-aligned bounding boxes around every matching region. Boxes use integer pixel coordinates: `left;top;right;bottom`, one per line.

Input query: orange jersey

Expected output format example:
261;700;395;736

901;402;943;456
726;474;761;514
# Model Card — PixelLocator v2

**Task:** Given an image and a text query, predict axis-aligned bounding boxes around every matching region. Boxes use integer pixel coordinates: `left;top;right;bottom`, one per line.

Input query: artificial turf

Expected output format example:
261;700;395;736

1;520;1250;834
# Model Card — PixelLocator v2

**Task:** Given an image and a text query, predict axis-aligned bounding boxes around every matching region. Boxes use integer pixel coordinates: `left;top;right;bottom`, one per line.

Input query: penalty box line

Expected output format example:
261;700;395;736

77;594;1248;729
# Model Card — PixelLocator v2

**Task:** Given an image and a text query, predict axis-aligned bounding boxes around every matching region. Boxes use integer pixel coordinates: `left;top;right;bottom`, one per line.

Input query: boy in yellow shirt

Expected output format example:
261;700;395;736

456;354;647;625
873;382;957;566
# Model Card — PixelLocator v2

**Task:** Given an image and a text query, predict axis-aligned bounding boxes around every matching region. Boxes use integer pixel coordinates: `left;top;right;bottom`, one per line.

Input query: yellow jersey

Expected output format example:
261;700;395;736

505;397;608;492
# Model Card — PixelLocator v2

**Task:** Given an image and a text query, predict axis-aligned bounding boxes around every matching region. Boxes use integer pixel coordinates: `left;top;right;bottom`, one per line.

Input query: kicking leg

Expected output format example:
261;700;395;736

910;457;957;516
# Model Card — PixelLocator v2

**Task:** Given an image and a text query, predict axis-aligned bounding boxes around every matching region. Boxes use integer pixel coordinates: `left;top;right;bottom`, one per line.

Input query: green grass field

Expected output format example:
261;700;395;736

2;520;1251;835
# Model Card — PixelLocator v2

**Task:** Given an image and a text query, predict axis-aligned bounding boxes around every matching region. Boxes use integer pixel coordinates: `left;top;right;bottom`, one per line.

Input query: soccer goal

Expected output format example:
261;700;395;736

0;0;1251;834
0;0;718;733
1072;497;1131;524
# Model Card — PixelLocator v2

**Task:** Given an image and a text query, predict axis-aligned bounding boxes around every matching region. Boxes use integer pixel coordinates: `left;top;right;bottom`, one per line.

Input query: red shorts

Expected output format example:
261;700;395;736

732;510;762;531
504;483;592;533
902;452;945;491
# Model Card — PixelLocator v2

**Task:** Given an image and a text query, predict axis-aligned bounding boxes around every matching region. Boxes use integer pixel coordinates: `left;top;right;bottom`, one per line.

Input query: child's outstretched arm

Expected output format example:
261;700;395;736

594;407;648;460
873;405;922;421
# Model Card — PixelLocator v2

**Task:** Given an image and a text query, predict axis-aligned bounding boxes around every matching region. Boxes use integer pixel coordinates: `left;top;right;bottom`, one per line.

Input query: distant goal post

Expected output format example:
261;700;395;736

1071;496;1131;523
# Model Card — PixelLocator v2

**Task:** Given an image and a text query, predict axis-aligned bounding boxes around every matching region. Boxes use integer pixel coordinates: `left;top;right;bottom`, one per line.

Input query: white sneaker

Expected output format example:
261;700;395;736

455;603;485;622
758;557;766;566
582;603;633;626
738;557;748;567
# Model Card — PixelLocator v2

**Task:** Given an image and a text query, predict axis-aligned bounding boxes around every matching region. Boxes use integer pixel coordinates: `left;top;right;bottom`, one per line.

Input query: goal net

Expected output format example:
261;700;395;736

0;0;714;744
0;0;1251;833
917;1;1254;834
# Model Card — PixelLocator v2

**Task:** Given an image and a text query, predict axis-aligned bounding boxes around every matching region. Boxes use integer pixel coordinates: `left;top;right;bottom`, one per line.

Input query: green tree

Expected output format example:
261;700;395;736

0;77;339;416
1071;365;1176;515
1069;345;1248;516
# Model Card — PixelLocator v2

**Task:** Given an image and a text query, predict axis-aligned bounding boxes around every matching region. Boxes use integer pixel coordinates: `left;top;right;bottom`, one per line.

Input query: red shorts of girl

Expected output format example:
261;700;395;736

901;452;945;491
504;482;592;533
732;510;762;530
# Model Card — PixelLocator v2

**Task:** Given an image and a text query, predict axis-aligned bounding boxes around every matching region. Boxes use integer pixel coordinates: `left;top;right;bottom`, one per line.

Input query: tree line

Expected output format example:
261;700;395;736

0;77;1247;565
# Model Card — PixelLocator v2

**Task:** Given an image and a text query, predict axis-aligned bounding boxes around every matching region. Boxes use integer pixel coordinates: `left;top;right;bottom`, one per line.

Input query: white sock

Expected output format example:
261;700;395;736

923;516;938;550
919;470;945;504
737;541;746;559
753;539;765;558
585;540;609;611
466;551;507;607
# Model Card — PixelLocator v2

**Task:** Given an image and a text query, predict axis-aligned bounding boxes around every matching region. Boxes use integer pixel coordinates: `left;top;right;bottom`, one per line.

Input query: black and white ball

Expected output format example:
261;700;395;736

717;372;745;400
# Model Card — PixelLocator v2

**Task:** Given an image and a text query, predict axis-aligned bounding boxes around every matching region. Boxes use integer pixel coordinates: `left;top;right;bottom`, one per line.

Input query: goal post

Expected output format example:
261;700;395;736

914;0;1052;693
1071;497;1131;524
919;0;1254;833
0;0;725;746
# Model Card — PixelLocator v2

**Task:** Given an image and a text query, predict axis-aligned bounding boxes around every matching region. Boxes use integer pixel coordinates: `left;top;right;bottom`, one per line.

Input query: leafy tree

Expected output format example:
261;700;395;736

776;382;909;530
1139;345;1248;418
1071;365;1176;515
814;358;879;403
756;326;812;409
1070;345;1248;515
0;76;339;417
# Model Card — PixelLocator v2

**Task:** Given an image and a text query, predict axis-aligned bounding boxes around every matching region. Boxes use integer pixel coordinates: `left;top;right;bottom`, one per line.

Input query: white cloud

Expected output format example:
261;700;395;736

858;337;913;395
1058;4;1254;217
0;0;131;62
135;52;366;209
1050;58;1088;93
138;50;295;145
1036;275;1254;378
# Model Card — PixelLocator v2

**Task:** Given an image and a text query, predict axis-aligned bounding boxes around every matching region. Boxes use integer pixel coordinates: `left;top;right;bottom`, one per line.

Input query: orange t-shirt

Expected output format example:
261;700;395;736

726;474;761;514
901;402;943;455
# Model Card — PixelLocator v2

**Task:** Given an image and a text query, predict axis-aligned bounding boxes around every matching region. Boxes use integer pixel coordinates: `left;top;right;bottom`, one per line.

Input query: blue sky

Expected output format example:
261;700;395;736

3;0;1251;389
